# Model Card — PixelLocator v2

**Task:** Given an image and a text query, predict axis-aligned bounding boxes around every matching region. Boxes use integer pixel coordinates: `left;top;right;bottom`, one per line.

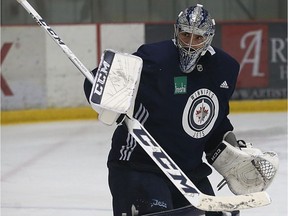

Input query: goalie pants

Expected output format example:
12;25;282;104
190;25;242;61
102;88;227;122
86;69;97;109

108;162;224;216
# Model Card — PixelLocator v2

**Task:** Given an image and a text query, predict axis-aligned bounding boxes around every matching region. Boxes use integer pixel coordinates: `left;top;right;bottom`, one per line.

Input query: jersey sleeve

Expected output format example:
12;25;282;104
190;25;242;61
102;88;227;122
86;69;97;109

83;68;97;102
204;49;239;154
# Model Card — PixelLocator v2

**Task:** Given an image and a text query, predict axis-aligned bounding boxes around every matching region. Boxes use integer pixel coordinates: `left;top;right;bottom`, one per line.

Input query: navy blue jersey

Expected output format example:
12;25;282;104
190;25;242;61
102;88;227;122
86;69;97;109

85;39;239;174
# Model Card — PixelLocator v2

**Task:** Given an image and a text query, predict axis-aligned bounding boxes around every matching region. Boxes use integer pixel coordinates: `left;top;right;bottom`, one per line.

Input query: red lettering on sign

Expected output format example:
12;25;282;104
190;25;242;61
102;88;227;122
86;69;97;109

222;25;268;88
1;43;14;96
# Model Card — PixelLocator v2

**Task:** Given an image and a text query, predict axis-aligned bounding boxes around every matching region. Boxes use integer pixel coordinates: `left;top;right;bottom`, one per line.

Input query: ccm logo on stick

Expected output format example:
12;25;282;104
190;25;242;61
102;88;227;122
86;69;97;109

32;15;65;45
133;127;198;194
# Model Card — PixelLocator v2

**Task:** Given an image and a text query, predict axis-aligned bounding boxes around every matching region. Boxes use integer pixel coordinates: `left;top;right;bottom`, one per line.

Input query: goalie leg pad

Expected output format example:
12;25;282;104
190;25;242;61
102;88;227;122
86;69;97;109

208;140;279;195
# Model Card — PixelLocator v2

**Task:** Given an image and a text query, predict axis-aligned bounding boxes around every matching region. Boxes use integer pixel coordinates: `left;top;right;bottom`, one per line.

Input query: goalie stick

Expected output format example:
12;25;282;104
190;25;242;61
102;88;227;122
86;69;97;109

17;0;271;212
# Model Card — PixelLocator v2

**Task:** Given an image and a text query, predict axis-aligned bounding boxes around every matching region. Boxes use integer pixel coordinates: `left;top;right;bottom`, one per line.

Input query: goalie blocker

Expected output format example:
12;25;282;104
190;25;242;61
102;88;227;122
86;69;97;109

207;131;279;195
89;49;143;125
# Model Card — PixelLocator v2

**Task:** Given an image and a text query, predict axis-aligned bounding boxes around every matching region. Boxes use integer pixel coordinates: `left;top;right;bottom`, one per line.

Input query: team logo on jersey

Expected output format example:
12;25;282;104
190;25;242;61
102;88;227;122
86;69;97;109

174;76;187;94
182;88;219;139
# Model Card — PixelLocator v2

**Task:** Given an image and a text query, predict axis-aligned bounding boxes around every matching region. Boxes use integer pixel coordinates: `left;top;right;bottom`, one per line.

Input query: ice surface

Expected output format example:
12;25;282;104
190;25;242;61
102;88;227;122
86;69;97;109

1;112;287;216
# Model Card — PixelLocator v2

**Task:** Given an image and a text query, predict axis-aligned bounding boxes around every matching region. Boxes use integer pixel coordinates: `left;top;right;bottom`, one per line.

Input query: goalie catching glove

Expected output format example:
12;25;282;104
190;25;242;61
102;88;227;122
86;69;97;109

207;131;279;195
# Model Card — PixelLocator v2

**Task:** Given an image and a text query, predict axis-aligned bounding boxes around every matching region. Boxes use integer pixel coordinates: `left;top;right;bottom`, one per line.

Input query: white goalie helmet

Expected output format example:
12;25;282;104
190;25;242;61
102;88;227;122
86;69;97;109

175;4;215;73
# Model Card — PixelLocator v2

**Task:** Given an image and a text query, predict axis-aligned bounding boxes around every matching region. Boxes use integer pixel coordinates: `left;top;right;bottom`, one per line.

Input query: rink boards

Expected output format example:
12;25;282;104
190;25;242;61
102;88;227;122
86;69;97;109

1;21;287;124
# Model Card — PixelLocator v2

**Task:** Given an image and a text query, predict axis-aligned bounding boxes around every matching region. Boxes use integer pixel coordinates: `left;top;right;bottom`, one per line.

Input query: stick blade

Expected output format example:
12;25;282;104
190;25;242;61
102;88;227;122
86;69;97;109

196;191;271;212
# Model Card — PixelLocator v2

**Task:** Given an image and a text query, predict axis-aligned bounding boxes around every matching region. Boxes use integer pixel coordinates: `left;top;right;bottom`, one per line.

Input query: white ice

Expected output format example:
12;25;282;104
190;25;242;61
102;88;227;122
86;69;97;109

1;112;287;216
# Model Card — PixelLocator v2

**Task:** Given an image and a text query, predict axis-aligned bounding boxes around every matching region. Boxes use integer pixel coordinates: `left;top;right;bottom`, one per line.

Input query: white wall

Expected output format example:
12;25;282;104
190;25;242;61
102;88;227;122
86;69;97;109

101;23;145;53
45;25;97;108
1;26;46;110
1;24;145;110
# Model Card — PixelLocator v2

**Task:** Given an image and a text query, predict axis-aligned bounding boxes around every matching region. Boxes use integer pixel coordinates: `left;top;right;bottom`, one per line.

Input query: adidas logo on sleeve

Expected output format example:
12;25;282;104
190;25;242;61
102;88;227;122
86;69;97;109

220;81;229;89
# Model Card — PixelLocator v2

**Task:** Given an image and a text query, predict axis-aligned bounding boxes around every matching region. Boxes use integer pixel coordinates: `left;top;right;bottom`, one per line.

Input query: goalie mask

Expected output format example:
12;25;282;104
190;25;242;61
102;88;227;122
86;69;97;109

175;4;215;73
